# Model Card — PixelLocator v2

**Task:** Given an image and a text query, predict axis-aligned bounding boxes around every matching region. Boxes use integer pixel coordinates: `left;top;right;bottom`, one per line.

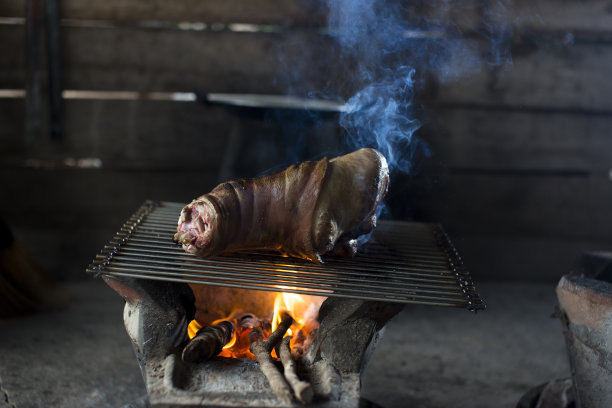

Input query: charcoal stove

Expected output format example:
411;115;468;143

87;201;484;407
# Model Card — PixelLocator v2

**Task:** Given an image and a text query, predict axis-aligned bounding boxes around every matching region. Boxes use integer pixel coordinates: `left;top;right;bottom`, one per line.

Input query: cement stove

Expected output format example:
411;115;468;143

88;201;484;407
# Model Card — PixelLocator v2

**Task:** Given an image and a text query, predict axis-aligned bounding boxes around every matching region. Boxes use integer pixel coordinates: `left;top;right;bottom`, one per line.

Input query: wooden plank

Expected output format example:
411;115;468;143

405;0;612;34
3;96;611;174
3;0;611;33
0;25;26;88
0;0;328;26
433;41;612;111
0;0;481;29
0;25;346;94
0;95;26;153
3;22;611;111
404;172;612;242
0;99;233;169
422;108;612;171
399;0;480;32
61;99;229;169
2;6;611;111
0;98;226;166
512;0;612;33
0;98;343;174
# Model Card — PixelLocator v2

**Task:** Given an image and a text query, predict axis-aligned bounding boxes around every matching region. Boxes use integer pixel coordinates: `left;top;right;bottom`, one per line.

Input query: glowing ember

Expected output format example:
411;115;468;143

187;291;325;359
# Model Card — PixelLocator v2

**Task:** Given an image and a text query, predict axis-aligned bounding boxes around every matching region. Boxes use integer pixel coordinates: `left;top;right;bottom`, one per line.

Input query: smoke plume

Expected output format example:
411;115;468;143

325;0;513;173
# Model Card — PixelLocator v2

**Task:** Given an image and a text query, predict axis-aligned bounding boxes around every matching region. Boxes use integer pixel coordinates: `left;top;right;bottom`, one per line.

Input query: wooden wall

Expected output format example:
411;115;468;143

0;0;610;281
412;0;612;281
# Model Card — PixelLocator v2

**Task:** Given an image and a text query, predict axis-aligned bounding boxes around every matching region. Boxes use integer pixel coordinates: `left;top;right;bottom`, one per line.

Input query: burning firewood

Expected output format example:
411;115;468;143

182;320;234;363
250;312;295;403
278;336;314;404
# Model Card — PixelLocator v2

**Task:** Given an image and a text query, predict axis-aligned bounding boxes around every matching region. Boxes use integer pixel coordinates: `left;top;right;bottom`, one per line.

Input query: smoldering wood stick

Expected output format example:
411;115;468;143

278;336;313;404
250;312;294;403
182;320;234;363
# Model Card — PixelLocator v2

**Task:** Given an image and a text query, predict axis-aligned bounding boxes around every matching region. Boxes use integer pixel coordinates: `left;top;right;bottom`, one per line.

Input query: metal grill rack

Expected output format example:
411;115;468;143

87;201;485;311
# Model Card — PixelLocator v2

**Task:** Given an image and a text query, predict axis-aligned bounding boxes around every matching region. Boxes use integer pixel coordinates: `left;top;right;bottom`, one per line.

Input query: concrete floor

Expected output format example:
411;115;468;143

361;282;570;408
0;280;570;408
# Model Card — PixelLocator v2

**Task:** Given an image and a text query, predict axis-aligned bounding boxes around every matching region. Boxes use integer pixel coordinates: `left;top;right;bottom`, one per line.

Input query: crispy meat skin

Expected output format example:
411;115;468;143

174;148;389;262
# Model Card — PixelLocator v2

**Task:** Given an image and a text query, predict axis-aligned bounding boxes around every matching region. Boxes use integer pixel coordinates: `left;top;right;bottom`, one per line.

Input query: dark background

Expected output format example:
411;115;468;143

1;0;611;283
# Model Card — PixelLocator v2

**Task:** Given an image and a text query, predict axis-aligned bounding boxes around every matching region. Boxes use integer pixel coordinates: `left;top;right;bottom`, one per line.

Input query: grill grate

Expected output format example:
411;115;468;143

87;201;485;311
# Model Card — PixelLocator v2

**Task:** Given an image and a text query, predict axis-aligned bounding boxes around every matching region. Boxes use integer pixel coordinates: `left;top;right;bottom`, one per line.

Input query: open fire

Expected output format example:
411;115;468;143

180;288;329;403
186;292;326;360
90;201;484;407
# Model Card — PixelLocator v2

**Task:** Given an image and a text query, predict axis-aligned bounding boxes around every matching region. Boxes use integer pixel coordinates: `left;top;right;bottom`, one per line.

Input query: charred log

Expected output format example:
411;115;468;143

182;320;234;363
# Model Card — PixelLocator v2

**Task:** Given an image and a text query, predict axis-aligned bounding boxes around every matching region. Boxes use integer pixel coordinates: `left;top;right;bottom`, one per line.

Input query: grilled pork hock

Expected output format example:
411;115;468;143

174;148;389;262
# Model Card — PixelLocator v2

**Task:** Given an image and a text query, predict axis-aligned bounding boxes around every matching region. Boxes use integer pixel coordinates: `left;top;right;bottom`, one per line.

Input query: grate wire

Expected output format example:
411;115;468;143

87;201;485;311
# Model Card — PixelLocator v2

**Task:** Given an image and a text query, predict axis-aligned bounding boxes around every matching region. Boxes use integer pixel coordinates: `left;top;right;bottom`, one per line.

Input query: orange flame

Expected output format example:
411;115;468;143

187;319;202;339
186;290;325;360
272;290;326;352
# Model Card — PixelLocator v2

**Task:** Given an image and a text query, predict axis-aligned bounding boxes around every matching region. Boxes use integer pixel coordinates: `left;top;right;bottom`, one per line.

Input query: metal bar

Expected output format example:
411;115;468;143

99;264;467;303
126;233;448;261
132;228;443;254
126;230;442;255
100;265;467;301
130;222;444;248
120;234;451;268
96;254;459;288
102;242;459;279
103;247;456;278
88;201;487;310
96;248;458;287
113;231;452;263
112;236;454;272
102;254;466;297
99;243;460;278
115;230;442;256
100;271;477;308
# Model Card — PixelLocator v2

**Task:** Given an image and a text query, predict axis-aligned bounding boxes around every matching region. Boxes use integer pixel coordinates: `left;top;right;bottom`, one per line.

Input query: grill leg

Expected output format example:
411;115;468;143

305;297;403;379
102;275;195;387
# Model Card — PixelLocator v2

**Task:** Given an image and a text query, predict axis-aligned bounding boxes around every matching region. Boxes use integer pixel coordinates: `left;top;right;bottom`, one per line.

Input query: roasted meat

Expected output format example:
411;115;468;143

174;148;389;262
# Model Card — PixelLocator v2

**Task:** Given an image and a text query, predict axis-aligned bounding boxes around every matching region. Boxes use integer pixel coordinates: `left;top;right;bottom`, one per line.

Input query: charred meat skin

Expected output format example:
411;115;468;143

174;148;389;262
